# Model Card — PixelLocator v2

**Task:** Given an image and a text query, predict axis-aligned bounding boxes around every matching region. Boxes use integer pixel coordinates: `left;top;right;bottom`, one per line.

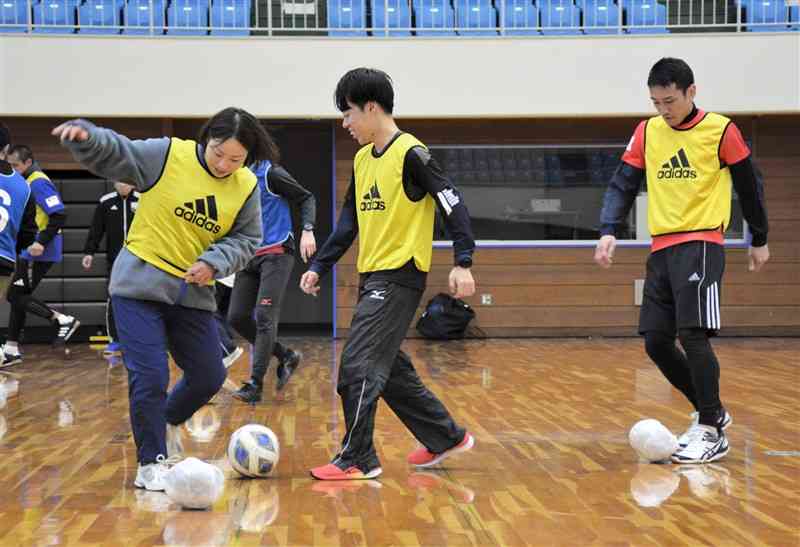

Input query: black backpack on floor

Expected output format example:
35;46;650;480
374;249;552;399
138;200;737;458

416;293;476;340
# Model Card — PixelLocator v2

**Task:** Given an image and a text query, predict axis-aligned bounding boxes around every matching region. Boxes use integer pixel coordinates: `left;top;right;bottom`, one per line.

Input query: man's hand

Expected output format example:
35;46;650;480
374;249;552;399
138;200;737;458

594;235;617;269
82;255;93;270
449;266;475;299
27;242;44;257
749;244;769;272
300;271;320;296
299;231;317;263
52;122;89;143
184;261;215;285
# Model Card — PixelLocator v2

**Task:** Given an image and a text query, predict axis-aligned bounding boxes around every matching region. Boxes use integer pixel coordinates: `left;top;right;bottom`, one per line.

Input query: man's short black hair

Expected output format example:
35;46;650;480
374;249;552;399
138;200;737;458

334;68;394;114
647;58;695;94
7;144;33;163
0;122;10;150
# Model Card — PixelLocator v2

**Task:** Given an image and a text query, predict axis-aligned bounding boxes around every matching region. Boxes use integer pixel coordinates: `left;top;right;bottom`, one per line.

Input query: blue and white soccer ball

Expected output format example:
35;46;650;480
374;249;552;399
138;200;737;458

227;424;280;478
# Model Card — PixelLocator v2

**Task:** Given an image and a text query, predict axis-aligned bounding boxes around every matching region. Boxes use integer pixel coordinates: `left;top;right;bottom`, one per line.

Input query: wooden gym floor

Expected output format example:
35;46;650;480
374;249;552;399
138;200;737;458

0;337;798;546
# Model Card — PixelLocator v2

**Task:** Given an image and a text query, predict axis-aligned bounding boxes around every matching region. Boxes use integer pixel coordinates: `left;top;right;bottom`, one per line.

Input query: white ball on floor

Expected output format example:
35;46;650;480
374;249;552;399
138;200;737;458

227;424;280;478
629;418;679;462
164;457;225;509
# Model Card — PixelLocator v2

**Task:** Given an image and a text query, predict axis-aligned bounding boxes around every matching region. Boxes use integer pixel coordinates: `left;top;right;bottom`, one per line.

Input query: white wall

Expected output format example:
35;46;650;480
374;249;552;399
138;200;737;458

1;33;798;118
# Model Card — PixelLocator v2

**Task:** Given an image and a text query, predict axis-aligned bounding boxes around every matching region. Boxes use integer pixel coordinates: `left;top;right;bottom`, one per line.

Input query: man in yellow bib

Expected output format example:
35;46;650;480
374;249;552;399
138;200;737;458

301;68;476;480
595;58;770;464
54;108;273;491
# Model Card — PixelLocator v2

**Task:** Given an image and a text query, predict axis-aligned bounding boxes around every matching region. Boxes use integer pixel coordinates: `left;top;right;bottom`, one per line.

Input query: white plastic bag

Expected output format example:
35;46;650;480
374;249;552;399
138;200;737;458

164;457;225;510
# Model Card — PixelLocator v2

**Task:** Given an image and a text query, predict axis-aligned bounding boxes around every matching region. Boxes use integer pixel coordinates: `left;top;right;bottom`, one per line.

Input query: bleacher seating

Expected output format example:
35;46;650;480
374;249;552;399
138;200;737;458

454;0;498;35
327;0;366;35
623;0;667;32
414;0;457;35
582;0;620;33
539;0;582;34
742;0;792;31
371;0;411;35
78;0;122;34
166;0;209;34
1;0;31;32
210;0;249;34
502;0;539;34
33;0;78;33
124;0;165;34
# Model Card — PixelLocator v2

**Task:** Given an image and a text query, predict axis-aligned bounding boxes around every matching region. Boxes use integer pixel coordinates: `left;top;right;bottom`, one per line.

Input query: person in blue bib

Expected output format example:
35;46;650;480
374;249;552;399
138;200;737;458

3;145;80;365
228;158;317;403
54;107;272;491
0;130;38;369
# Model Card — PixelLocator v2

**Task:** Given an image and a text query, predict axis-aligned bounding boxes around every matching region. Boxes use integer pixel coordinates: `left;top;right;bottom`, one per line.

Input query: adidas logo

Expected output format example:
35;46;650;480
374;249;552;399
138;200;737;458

174;195;221;234
688;272;701;282
360;182;386;212
657;148;697;180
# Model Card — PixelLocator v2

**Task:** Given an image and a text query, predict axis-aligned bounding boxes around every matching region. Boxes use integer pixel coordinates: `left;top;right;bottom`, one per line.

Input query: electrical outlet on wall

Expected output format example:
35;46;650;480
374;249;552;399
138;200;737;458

481;294;493;305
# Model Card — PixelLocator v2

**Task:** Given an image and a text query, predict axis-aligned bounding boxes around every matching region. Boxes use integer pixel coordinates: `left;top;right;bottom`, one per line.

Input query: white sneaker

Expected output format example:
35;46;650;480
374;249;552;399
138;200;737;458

671;425;729;464
166;423;184;459
55;315;80;344
678;409;732;448
0;345;22;368
222;346;244;369
134;456;170;491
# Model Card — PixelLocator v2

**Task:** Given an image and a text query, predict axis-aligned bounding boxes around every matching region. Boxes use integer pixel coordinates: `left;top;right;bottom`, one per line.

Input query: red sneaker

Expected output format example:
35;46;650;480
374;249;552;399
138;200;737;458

407;432;475;468
309;463;383;481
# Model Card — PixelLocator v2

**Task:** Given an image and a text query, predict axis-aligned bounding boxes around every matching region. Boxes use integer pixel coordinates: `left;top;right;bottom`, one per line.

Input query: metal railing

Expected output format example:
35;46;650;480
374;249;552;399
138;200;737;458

1;0;798;35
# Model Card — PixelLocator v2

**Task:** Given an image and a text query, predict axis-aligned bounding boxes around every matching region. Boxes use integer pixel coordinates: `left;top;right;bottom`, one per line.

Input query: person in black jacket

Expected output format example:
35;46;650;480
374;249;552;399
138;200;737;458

82;181;138;353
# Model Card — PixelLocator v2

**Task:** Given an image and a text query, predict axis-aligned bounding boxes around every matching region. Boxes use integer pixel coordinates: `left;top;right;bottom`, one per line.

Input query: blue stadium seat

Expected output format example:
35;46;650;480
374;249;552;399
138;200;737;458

167;0;208;34
328;0;366;35
1;0;31;32
791;5;799;29
33;0;77;32
371;0;411;35
78;0;121;33
414;0;456;35
454;0;498;35
742;0;792;31
124;0;165;33
623;0;667;33
210;0;248;34
501;0;539;35
539;0;581;34
582;0;620;33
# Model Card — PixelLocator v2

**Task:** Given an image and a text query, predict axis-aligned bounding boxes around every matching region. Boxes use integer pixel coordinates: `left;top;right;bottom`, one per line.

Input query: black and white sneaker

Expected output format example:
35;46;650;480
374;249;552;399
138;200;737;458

0;344;22;368
678;409;732;448
671;425;729;464
55;316;80;345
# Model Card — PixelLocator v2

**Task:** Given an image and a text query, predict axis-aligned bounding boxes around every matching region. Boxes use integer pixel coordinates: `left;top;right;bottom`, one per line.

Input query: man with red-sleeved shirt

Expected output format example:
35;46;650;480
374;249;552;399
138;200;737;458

595;57;769;464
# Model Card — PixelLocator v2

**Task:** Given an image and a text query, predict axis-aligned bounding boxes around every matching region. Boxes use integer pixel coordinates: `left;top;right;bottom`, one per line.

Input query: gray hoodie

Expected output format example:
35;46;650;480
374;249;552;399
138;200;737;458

60;120;262;312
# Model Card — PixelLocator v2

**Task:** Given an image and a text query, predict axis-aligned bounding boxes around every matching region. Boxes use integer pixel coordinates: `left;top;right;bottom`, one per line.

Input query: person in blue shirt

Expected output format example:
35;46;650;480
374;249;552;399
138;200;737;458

0;134;39;368
3;145;79;366
228;159;316;403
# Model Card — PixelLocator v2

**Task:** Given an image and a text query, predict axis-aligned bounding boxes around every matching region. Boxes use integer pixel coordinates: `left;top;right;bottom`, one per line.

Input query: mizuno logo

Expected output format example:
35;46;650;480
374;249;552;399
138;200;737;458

658;148;697;180
369;290;386;300
360;182;385;212
174;195;221;234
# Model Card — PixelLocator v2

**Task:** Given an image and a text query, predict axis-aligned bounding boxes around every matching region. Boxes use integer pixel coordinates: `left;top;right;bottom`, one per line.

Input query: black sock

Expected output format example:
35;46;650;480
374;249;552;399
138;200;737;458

644;331;699;410
678;328;722;427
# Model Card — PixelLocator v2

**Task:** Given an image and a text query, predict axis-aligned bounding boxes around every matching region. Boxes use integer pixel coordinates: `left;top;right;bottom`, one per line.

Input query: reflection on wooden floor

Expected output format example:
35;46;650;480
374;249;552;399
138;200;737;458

0;337;798;546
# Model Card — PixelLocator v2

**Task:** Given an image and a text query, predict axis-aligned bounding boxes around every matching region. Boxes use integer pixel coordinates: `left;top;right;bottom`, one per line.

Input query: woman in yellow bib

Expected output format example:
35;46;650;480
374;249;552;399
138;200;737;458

53;108;274;491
